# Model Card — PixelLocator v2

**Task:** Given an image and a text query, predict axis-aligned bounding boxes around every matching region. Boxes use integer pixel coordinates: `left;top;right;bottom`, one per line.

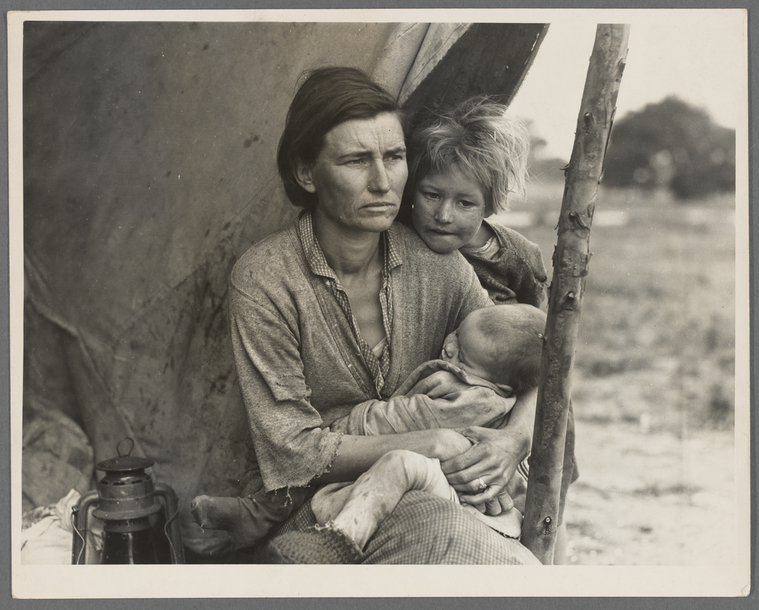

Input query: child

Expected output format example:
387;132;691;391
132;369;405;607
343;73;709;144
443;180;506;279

404;97;548;307
193;304;546;550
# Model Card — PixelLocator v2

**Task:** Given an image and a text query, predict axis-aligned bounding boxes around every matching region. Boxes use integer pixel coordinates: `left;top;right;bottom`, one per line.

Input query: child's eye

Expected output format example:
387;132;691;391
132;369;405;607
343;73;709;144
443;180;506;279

459;200;476;208
423;192;441;201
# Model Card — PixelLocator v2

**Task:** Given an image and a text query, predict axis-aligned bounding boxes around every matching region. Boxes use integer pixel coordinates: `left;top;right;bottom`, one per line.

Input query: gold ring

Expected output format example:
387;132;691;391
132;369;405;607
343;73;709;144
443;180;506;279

476;477;487;491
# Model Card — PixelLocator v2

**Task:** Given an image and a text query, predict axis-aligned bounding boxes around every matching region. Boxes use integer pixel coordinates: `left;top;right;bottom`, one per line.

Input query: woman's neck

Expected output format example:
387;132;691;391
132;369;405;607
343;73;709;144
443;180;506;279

312;208;383;277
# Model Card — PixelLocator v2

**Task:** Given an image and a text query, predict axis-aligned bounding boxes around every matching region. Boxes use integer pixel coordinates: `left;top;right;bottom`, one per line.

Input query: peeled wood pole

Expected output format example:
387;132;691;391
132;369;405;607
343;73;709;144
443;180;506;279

521;24;630;564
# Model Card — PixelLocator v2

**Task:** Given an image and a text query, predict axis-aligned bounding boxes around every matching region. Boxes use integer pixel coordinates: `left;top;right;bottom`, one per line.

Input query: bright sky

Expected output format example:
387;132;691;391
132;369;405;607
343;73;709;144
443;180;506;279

507;10;747;159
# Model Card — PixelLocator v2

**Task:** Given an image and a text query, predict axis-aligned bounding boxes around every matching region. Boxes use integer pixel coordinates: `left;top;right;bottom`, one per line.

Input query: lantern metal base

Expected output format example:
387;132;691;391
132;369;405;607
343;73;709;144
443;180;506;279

72;483;185;564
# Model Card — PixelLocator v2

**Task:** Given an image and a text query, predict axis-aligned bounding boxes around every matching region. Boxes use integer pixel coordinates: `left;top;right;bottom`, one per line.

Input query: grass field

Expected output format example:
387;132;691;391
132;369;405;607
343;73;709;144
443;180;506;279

499;182;736;433
497;182;739;565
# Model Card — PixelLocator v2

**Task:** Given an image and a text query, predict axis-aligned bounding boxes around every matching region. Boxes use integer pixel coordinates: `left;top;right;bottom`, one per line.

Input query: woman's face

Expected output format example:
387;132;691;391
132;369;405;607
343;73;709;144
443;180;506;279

412;166;487;253
300;112;407;235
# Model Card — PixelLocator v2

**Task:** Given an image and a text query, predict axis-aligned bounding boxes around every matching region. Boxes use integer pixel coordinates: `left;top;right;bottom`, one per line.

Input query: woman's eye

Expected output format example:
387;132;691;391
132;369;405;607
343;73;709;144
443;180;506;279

346;158;366;166
386;153;405;163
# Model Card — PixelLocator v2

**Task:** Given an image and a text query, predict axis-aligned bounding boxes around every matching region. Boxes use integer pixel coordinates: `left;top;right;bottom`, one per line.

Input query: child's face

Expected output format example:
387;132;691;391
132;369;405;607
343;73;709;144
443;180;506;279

440;309;496;382
412;167;487;253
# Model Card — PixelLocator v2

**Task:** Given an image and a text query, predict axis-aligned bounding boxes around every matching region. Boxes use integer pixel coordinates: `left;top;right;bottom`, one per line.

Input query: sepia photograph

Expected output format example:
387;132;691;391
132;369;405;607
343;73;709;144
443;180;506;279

9;7;750;598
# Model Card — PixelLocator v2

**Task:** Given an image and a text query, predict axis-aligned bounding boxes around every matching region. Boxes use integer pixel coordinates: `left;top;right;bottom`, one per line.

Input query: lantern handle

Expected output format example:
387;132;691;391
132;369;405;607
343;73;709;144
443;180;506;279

116;437;135;458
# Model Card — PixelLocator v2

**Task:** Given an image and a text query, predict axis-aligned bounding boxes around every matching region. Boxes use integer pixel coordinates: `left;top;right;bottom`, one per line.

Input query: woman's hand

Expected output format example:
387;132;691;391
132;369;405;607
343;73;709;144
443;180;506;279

440;425;530;515
441;388;536;514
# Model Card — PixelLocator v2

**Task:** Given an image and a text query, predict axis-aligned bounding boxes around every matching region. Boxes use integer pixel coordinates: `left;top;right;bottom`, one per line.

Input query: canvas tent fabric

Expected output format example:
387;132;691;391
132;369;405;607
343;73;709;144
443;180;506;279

22;20;547;556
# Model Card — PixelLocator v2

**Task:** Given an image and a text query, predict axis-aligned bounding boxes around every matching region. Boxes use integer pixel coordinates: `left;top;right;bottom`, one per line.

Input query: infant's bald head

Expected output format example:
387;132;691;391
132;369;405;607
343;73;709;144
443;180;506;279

441;304;546;393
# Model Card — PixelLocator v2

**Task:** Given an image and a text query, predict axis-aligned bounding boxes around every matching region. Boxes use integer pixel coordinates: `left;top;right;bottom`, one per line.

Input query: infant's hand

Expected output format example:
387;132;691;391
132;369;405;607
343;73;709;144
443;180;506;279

408;370;468;399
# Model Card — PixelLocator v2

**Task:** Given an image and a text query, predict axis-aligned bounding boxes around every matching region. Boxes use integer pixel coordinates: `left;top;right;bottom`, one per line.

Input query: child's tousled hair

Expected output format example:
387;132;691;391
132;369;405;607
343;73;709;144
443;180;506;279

406;97;531;216
475;304;546;394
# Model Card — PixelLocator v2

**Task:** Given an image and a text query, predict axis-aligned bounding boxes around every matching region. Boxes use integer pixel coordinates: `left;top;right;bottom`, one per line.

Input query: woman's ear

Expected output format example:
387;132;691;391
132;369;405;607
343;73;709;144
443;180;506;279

294;160;317;194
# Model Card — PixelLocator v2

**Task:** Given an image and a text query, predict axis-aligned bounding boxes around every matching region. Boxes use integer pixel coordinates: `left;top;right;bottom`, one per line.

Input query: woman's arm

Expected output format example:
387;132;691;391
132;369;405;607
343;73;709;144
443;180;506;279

439;387;536;510
229;279;348;491
313;428;472;484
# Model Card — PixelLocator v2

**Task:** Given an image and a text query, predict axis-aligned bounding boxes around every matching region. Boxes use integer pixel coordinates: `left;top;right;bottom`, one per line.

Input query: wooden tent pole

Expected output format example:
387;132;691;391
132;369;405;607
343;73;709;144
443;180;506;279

521;24;630;565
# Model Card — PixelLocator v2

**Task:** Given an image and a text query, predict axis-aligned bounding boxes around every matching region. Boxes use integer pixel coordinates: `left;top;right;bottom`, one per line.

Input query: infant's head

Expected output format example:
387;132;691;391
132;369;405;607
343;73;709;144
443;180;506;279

440;304;546;394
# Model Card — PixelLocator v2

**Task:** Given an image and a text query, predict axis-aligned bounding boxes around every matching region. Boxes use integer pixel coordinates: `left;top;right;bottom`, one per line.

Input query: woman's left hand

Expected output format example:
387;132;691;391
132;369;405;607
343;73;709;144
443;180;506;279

440;425;530;515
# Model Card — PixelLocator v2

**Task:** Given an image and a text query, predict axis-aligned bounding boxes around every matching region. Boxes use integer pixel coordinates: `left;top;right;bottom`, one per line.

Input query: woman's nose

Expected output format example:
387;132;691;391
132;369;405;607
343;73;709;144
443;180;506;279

368;161;390;193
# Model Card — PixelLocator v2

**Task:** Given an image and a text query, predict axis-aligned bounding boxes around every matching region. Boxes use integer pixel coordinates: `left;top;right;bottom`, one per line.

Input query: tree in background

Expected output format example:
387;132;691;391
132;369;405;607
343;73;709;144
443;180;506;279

603;96;735;200
523;119;568;185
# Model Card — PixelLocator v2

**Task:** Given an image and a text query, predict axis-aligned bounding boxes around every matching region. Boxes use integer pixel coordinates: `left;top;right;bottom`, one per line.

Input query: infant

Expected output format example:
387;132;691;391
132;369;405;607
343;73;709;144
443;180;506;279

325;303;546;543
333;303;546;439
440;302;544;394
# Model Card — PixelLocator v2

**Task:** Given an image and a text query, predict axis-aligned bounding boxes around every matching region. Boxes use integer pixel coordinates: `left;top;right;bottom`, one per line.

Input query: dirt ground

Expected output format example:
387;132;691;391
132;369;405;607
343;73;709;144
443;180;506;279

507;189;740;567
563;418;736;565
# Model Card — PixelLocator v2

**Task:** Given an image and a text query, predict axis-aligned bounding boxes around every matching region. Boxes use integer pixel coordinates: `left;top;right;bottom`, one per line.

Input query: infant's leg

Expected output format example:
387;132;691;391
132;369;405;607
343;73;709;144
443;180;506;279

397;450;456;501
308;482;353;526
314;449;454;549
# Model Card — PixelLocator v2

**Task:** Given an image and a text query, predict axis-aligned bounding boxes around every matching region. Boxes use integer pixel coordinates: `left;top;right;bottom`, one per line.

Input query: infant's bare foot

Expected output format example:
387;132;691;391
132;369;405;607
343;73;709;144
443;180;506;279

311;482;353;525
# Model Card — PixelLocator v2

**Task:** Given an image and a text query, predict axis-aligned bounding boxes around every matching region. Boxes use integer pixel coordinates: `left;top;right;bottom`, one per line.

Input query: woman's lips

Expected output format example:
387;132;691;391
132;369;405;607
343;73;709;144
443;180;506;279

363;202;397;210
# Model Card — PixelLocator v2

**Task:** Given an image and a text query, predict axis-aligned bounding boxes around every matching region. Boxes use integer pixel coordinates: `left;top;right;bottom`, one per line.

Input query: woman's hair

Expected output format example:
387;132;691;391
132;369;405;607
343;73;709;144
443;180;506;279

277;66;402;209
406;97;531;216
476;304;546;394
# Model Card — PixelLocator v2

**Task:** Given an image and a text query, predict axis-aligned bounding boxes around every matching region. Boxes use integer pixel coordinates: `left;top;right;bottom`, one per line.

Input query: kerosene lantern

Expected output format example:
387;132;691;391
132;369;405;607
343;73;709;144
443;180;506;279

72;438;185;564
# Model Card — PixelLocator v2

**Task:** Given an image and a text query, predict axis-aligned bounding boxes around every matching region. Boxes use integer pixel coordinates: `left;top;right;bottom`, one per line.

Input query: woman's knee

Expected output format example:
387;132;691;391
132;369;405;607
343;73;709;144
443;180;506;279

364;490;538;564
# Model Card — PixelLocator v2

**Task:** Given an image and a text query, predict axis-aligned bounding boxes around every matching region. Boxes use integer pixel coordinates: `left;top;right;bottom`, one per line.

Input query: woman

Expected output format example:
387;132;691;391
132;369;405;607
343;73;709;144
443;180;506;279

224;67;539;563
